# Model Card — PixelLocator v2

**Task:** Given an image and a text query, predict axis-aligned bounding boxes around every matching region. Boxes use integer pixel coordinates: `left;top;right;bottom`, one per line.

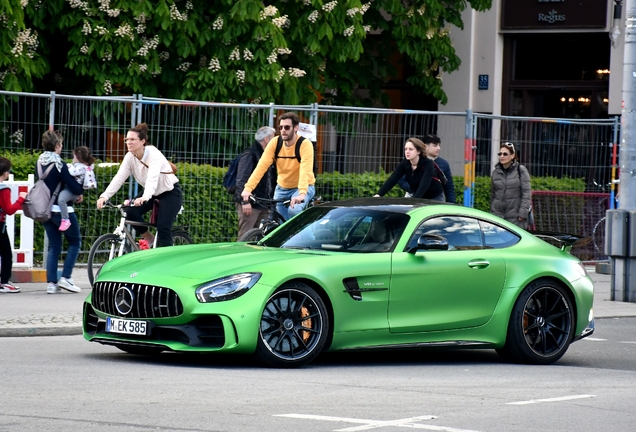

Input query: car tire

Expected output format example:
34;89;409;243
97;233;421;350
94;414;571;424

497;279;574;365
239;228;264;242
255;282;329;368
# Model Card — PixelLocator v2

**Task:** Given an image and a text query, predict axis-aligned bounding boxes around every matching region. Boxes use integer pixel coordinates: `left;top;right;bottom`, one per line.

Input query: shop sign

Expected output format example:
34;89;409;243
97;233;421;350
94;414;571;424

501;0;608;30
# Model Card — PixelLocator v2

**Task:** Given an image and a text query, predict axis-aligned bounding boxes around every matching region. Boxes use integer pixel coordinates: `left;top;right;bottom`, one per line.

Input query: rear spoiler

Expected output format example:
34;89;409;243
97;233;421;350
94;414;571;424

533;232;591;254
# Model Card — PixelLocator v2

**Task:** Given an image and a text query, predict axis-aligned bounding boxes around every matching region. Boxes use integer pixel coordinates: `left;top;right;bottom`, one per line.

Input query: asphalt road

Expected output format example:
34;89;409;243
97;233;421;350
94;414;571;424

1;317;635;432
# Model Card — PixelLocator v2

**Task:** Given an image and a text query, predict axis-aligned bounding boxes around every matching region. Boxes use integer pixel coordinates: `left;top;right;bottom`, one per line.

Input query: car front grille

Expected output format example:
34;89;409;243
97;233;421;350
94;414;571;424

92;281;184;318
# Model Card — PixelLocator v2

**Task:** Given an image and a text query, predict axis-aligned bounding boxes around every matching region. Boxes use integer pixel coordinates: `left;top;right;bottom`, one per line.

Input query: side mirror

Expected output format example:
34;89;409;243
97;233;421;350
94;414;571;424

407;234;449;254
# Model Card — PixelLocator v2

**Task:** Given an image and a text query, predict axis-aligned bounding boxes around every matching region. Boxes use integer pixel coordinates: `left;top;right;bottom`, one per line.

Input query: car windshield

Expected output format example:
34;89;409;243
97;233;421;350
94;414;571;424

260;206;410;253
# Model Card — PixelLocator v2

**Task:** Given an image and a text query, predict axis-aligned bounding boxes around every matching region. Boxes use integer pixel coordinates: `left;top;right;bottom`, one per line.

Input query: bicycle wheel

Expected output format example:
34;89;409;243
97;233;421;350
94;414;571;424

238;228;265;242
172;230;193;246
87;234;129;286
592;216;607;255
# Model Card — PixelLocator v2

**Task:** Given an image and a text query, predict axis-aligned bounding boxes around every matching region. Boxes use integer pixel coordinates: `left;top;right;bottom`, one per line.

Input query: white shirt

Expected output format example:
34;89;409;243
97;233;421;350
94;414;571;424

99;146;178;201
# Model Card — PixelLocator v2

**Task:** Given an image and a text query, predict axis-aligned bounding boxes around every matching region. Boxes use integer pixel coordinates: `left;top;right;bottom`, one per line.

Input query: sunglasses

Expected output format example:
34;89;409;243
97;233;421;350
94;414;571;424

497;152;511;157
503;142;515;150
278;125;292;131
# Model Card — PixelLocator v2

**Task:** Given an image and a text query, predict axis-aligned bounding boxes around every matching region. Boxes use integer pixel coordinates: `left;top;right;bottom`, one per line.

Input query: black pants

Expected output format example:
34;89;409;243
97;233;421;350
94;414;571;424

125;183;183;247
0;223;13;284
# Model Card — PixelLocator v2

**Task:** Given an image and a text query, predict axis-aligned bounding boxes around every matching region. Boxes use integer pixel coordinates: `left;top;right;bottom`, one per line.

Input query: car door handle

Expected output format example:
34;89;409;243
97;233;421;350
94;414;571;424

468;259;490;269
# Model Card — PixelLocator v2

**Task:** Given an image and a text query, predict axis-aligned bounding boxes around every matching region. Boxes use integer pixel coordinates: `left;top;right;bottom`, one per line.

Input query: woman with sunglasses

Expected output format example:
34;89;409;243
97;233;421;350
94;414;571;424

490;142;532;229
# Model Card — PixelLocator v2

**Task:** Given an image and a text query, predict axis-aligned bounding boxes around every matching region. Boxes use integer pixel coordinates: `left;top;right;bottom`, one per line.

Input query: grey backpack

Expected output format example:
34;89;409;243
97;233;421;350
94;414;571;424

22;163;62;222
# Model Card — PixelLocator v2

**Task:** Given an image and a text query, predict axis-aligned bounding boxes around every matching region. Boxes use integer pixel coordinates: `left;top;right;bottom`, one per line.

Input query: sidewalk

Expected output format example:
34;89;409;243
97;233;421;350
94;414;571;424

1;268;635;338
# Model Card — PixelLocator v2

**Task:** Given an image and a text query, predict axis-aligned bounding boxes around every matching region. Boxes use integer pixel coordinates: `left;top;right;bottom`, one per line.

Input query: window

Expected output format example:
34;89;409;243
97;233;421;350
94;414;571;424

406;216;483;251
480;220;520;249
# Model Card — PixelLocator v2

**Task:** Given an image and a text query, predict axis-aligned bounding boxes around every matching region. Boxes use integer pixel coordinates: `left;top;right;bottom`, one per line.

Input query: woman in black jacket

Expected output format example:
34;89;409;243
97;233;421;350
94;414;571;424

374;137;444;200
38;130;84;294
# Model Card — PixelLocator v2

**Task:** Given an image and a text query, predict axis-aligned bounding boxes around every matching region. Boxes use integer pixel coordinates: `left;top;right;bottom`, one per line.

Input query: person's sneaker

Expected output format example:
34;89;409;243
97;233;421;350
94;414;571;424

0;282;21;293
59;218;71;231
47;283;61;294
138;239;150;250
57;277;81;293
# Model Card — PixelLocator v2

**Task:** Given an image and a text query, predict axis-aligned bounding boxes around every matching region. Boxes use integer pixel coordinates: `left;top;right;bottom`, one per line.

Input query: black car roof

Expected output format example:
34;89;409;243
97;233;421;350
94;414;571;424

315;197;449;214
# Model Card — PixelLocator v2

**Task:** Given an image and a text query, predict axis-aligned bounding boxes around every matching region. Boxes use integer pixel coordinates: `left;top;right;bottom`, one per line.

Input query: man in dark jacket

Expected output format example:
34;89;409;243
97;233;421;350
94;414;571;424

235;126;276;239
399;134;456;203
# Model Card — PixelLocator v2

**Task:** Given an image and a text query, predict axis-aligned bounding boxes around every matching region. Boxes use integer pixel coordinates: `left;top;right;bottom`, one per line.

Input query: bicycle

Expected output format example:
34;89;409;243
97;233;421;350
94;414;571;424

87;201;193;285
237;196;291;242
590;179;620;256
237;195;320;242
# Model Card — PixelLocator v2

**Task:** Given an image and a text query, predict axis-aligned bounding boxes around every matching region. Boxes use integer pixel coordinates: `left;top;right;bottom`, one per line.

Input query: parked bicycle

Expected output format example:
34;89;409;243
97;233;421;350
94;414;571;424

238;195;320;242
590;179;620;256
87;201;192;285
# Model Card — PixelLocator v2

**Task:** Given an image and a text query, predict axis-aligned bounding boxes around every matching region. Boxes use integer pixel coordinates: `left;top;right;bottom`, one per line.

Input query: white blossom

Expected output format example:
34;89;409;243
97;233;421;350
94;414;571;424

278;48;292;55
185;1;193;10
95;25;109;35
363;25;371;32
11;29;38;58
98;0;120;17
67;0;89;11
347;8;360;17
177;62;191;72
81;21;92;35
308;11;319;23
103;80;112;94
208;57;221;72
303;0;312;5
274;68;285;82
288;68;306;78
102;51;112;61
426;28;435;39
243;49;254;61
139;64;148;72
267;50;278;64
80;43;89;54
159;51;170;61
114;23;134;40
322;1;337;12
229;46;240;61
137;36;159;57
304;47;317;56
21;0;29;6
169;4;188;21
272;15;289;28
0;14;8;26
361;3;371;13
212;16;224;30
10;129;23;144
343;26;354;37
260;5;278;20
406;8;414;18
236;70;245;83
417;5;426;15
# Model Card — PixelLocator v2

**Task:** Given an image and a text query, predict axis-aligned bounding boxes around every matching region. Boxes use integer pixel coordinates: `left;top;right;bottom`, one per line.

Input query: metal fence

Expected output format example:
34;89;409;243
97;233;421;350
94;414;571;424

0;90;619;262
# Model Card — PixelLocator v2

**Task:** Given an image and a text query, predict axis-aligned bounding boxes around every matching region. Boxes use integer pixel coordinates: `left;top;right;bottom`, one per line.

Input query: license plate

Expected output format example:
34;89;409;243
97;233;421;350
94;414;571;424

106;317;147;335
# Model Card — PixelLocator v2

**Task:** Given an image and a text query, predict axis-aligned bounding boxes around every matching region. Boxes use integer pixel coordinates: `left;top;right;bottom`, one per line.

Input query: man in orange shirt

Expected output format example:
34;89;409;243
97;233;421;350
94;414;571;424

241;112;316;221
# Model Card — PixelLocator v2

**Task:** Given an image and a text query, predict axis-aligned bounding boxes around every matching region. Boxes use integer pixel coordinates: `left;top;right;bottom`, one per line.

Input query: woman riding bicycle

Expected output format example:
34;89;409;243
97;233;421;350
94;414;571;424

96;123;182;247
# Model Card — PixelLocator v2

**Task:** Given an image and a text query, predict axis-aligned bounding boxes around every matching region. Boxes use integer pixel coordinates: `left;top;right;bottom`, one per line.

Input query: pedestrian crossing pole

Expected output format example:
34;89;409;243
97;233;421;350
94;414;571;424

611;0;636;301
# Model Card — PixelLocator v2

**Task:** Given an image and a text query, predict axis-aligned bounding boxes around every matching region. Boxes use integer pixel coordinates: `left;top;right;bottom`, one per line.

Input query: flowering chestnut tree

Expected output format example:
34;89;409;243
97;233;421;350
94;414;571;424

2;0;491;105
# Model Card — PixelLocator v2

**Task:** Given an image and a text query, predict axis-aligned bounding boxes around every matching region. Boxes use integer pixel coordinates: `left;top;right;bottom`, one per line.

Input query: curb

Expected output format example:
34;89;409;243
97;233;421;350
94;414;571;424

0;325;82;337
10;269;47;283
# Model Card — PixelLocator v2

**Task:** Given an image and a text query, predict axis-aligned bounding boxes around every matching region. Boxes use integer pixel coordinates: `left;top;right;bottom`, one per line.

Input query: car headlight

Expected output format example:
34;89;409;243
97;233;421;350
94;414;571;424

195;273;261;303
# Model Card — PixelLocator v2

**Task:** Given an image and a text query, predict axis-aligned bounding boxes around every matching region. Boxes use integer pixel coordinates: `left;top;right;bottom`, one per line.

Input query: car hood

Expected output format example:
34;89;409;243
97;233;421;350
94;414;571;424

96;243;330;286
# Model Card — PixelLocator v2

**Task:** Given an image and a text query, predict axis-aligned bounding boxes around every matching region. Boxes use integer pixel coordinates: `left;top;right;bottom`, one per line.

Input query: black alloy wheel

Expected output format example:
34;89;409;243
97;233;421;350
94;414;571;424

255;282;329;367
498;279;574;365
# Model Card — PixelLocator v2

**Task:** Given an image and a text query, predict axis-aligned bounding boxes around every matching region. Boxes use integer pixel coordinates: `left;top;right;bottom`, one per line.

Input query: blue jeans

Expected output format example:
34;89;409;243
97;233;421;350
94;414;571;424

42;212;81;284
274;185;316;221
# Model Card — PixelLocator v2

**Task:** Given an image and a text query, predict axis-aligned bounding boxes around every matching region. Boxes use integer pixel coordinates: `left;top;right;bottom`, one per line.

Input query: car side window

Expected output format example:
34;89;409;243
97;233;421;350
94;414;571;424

480;220;520;249
406;216;483;251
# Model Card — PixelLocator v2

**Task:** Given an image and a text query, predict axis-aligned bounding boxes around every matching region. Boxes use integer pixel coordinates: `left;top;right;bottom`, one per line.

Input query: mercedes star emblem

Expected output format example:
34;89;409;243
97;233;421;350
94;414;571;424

114;286;135;316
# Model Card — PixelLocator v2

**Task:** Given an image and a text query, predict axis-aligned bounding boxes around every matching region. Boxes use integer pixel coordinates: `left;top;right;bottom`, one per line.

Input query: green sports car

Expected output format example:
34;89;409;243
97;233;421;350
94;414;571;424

83;197;594;367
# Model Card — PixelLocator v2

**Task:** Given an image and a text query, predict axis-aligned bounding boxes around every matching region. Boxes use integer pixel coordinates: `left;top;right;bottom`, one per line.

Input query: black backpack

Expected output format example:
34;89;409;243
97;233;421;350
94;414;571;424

223;148;253;194
274;135;317;174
